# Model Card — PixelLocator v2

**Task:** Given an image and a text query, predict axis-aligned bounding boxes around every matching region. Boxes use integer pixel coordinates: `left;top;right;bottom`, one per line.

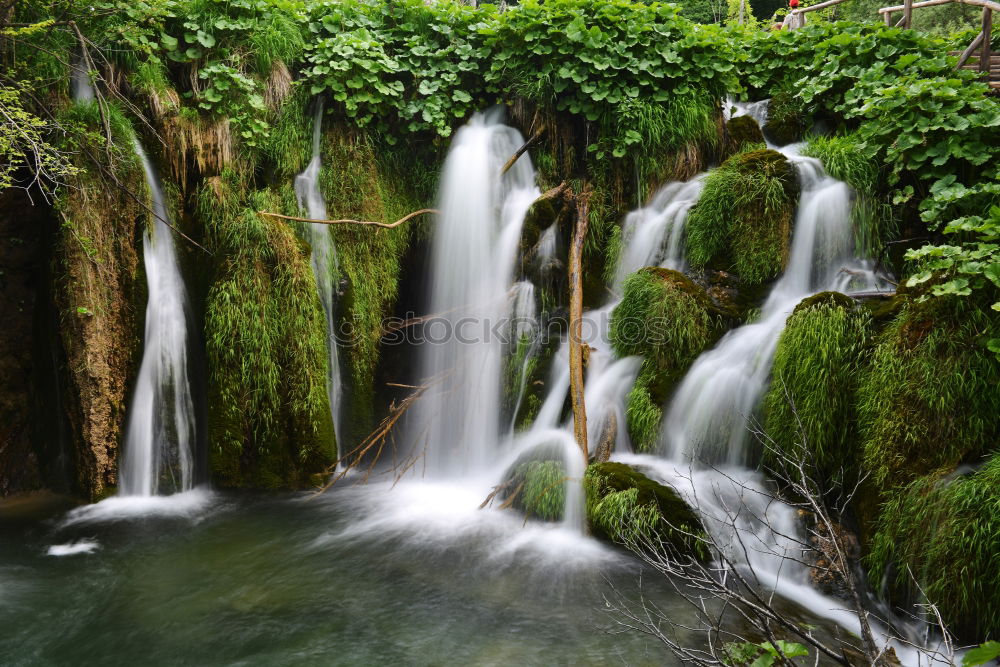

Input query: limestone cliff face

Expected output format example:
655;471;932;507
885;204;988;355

52;167;144;499
0;188;47;495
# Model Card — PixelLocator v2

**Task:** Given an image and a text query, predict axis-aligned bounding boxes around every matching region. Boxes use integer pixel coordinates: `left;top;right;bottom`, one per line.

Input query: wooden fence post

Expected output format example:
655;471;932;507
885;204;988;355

981;7;993;74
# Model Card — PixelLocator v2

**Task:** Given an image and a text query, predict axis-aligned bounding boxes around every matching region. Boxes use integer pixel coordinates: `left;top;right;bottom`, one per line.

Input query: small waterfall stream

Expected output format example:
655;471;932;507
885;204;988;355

119;141;196;496
408;111;539;477
662;147;887;465
295;101;345;454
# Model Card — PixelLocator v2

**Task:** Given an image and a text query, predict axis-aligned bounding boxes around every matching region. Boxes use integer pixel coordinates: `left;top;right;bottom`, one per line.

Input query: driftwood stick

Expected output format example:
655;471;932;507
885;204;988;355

501;126;546;176
568;183;590;465
259;208;438;228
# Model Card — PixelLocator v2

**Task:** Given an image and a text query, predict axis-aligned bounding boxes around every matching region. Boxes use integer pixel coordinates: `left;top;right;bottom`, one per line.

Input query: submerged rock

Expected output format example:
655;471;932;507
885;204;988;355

585;462;707;559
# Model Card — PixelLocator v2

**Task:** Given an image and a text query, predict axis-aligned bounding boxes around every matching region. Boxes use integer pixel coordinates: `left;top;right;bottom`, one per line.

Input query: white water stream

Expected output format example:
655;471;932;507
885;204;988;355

407;111;540;477
119;141;197;496
295;101;345;454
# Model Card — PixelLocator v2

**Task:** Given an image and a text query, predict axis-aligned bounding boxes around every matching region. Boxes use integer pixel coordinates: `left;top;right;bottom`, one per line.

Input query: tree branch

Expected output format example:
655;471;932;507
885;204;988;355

258;208;438;228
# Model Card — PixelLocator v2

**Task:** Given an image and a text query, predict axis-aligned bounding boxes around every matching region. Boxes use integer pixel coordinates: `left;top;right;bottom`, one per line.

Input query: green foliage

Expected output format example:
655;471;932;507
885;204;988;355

611;268;722;451
91;0;306;146
762;87;806;146
905;185;1000;359
0;83;79;190
802;132;878;194
687;149;798;284
844;68;1000;191
740;22;942;107
764;296;872;483
857;295;1000;489
611;268;719;372
485;0;737;158
317;127;428;442
964;641;1000;667
516;460;567;521
723;640;809;666
868;455;1000;641
301;0;489;138
201;177;335;489
585;462;707;557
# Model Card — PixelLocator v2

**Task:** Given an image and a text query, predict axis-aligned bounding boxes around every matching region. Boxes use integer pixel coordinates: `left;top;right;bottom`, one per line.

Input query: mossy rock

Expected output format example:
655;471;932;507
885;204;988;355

867;456;1000;643
201;179;337;490
726;115;766;154
585;462;707;559
764;294;871;486
762;89;807;147
686;149;798;286
506;459;567;522
791;290;855;316
857;293;1000;490
610;268;728;452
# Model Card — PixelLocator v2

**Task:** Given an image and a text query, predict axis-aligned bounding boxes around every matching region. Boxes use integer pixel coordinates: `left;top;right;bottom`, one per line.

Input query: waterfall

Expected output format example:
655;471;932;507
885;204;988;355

119;141;196;496
612;177;703;290
71;57;95;103
662;146;887;465
409;111;539;477
295;100;344;453
515;177;705;523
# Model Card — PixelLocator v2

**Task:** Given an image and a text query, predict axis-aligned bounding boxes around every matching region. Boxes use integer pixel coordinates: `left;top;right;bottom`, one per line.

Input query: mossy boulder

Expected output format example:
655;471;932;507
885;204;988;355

726;114;766;154
762;89;807;147
686;149;798;286
856;294;1000;490
585;462;707;559
610;268;729;452
763;294;871;484
504;459;567;521
868;455;1000;643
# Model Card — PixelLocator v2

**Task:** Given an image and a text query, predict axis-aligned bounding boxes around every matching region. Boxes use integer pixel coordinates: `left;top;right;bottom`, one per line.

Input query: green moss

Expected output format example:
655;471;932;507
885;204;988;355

201;176;335;489
868;455;1000;642
726;114;766;153
801;132;878;194
318;127;430;445
611;268;725;451
686;148;798;285
791;290;855;316
764;296;871;483
762;88;807;146
857;295;1000;490
264;86;312;179
585;462;707;558
514;460;567;521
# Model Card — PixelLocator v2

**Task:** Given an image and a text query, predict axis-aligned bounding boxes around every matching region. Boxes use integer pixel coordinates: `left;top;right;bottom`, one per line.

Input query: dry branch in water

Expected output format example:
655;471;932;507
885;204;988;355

310;372;450;496
258;208;439;228
501;125;546;175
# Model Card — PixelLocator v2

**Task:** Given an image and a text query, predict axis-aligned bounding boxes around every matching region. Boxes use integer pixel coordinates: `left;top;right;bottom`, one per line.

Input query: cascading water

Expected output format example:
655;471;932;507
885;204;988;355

515;177;707;524
612;177;703;289
662;146;888;465
295;101;345;453
119;141;196;496
408;111;539;477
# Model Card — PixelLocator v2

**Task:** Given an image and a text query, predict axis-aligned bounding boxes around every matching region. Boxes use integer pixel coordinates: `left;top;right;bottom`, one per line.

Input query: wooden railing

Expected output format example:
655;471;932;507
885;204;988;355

880;0;998;70
783;0;998;77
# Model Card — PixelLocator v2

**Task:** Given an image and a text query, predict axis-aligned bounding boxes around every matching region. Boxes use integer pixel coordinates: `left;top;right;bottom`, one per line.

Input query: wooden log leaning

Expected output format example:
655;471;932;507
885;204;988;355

568;184;590;466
